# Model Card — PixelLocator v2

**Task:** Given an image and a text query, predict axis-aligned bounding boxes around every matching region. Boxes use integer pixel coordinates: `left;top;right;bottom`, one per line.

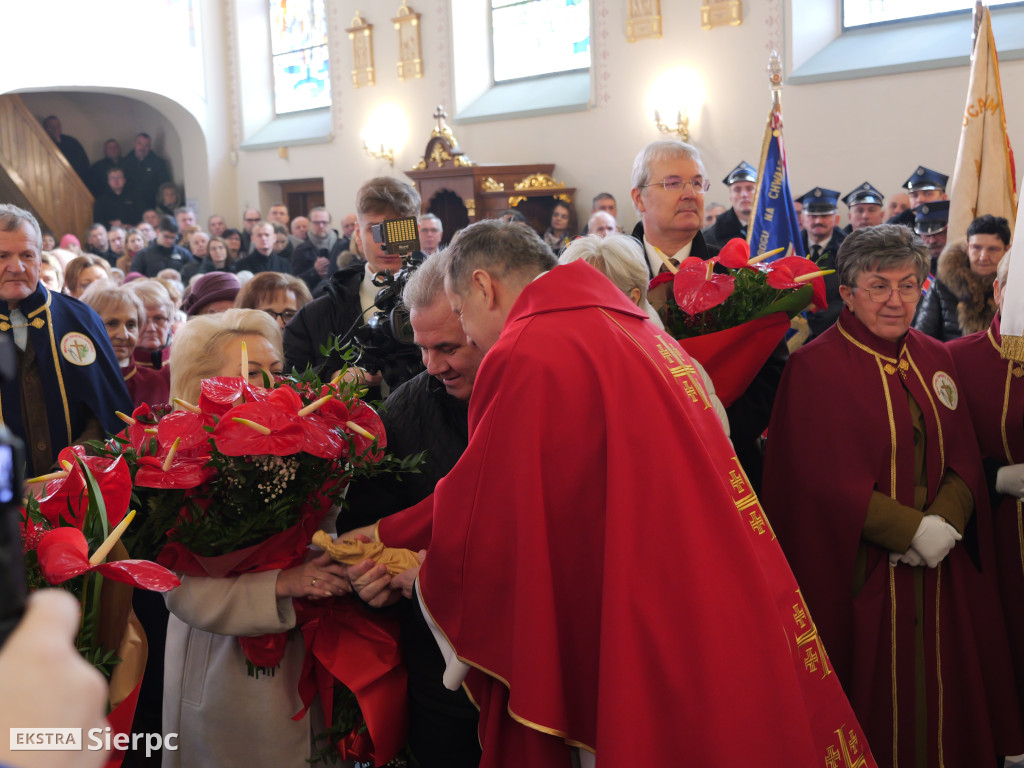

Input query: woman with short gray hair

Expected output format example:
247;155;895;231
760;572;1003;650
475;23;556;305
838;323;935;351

762;223;1019;766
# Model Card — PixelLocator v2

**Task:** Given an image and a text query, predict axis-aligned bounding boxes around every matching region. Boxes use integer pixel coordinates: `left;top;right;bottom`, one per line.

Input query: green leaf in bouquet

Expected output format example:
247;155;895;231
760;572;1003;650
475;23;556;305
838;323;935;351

750;284;813;321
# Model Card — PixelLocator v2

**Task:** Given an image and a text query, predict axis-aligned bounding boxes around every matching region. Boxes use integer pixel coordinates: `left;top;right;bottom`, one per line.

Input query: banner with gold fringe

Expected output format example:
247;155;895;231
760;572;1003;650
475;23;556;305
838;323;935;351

947;3;1017;245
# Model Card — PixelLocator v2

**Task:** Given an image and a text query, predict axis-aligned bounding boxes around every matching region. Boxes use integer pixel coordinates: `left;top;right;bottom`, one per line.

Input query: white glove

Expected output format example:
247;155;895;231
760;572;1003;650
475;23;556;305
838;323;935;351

996;463;1024;498
909;514;962;568
888;548;925;568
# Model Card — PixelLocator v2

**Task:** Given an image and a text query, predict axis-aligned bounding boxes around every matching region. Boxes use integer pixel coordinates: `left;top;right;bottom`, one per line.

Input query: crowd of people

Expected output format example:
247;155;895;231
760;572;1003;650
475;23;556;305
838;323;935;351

2;130;1023;768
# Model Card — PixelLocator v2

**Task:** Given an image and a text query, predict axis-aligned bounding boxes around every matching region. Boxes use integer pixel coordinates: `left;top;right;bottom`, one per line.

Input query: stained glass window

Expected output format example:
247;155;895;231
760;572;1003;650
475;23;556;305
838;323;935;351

491;0;591;83
844;0;1019;28
270;0;330;114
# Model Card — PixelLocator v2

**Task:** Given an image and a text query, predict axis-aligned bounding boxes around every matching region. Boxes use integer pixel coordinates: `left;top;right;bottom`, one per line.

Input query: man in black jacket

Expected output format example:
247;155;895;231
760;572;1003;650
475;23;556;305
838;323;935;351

284;176;423;391
702;160;756;248
130;216;193;276
798;186;847;340
630;139;785;491
290;206;350;291
345;250;484;768
233;221;290;274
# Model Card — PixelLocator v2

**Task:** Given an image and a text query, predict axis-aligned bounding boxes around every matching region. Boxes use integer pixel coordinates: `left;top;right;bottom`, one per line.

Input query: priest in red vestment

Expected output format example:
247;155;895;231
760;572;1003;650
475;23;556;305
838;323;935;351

351;224;877;767
762;225;1023;767
947;255;1024;727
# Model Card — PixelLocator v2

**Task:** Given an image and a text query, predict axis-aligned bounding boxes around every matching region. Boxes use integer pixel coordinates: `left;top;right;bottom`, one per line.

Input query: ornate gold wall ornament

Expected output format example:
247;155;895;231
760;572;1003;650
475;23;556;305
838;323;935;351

555;193;572;203
465;198;476;217
701;0;742;30
412;106;474;170
514;173;566;191
430;144;452;167
392;1;423;81
481;177;505;192
627;0;662;42
508;195;527;207
347;11;375;88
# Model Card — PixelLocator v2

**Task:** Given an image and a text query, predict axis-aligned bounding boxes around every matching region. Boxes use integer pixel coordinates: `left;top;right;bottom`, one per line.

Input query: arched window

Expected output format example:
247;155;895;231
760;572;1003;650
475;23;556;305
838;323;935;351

490;0;591;82
844;0;1019;28
270;0;331;114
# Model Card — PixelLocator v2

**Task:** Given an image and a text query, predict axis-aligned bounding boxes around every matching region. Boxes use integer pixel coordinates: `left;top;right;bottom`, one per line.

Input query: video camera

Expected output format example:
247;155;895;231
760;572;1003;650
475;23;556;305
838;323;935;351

351;216;428;388
0;335;27;648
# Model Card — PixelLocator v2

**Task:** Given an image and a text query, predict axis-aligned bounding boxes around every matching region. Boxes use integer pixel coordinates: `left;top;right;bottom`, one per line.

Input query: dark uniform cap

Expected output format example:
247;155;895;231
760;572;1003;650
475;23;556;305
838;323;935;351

842;182;884;208
912;200;950;235
901;166;948;192
723;161;757;186
796;187;840;215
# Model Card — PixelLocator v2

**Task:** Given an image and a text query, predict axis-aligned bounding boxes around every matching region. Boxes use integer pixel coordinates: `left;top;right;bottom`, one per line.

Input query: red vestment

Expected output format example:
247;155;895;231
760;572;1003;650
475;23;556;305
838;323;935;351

408;260;876;767
948;315;1024;714
762;308;1023;766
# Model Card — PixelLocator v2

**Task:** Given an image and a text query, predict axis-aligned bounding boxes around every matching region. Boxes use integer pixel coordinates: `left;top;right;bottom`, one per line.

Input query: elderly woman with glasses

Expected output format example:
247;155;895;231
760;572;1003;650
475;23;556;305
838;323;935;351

762;224;1023;766
234;271;312;332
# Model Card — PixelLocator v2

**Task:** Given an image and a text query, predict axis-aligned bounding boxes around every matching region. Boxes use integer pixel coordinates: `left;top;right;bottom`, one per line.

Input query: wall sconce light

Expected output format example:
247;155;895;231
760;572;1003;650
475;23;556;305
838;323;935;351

361;103;409;167
653;109;689;141
647;67;705;143
363;141;395;166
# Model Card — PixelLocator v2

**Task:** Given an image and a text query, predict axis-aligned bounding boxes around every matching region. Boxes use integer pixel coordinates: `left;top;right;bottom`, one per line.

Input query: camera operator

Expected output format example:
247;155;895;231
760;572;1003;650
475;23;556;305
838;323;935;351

284;177;425;396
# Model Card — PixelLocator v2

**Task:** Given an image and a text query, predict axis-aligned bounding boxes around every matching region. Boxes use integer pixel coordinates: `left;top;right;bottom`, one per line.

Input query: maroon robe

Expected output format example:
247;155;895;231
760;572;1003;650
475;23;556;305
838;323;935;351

406;261;877;767
948;315;1024;715
762;307;1023;766
121;361;170;409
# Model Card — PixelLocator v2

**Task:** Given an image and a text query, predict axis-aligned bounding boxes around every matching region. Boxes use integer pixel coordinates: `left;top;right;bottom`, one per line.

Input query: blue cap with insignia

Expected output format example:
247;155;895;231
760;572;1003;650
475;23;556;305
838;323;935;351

796;187;840;215
723;161;757;186
913;200;949;235
842;182;884;208
901;166;948;192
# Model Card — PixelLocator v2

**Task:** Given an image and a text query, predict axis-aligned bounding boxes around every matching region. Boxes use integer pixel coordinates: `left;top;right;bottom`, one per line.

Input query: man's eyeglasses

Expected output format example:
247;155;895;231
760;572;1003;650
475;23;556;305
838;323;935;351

640;177;711;194
263;308;297;323
244;217;261;223
856;282;921;303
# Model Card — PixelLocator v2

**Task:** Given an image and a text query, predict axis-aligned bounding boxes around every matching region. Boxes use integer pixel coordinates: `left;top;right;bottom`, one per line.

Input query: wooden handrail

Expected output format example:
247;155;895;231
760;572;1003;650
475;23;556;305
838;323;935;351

0;94;94;243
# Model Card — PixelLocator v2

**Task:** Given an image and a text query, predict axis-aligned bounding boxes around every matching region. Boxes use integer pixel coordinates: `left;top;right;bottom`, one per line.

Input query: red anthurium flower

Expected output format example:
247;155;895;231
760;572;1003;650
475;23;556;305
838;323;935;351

765;256;828;310
158;410;214;454
211;399;307;457
673;257;736;316
346;402;387;463
717;238;754;269
135;455;213;489
197;377;269;418
35;527;180;591
39;450;132;530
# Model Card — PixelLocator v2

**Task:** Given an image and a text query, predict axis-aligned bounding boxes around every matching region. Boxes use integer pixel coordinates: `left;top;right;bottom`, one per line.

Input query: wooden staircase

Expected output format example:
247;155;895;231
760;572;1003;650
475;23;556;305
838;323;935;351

0;94;94;243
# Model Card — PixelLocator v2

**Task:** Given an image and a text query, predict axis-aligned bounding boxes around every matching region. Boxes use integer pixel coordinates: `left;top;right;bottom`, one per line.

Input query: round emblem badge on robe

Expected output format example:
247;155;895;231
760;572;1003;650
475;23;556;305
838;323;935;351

60;332;96;366
932;371;958;410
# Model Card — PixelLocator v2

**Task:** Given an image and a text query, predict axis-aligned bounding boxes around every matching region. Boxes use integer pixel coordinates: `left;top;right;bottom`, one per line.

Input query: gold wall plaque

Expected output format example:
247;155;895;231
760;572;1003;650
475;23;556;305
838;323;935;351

347;11;375;88
465;198;476;217
482;177;505;192
514;172;566;191
701;0;742;30
627;0;662;42
393;1;423;81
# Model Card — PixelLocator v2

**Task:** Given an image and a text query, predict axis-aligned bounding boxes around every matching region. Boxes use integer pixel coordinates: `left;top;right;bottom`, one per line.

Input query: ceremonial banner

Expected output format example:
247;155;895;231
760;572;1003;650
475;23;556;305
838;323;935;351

747;102;804;261
947;5;1017;244
999;175;1024;361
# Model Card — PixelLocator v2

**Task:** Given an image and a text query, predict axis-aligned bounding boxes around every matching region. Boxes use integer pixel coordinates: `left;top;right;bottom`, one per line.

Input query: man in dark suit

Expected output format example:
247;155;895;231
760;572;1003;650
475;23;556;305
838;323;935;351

702;161;756;248
798;187;847;340
42;115;89;184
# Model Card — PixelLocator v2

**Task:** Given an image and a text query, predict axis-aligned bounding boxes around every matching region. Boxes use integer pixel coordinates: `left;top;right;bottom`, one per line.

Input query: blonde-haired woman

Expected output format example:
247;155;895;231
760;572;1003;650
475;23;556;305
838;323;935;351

163;307;349;768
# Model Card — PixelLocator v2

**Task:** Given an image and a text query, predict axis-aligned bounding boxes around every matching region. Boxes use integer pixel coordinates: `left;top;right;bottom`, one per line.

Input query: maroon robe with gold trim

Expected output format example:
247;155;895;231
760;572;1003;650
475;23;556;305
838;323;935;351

122;361;170;409
397;261;877;767
763;307;1023;766
948;315;1024;716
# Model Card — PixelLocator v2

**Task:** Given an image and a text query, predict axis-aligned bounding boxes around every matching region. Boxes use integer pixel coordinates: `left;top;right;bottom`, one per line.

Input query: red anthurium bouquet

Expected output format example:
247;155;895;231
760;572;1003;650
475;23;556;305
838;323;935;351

649;239;833;406
93;363;419;766
21;447;180;768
